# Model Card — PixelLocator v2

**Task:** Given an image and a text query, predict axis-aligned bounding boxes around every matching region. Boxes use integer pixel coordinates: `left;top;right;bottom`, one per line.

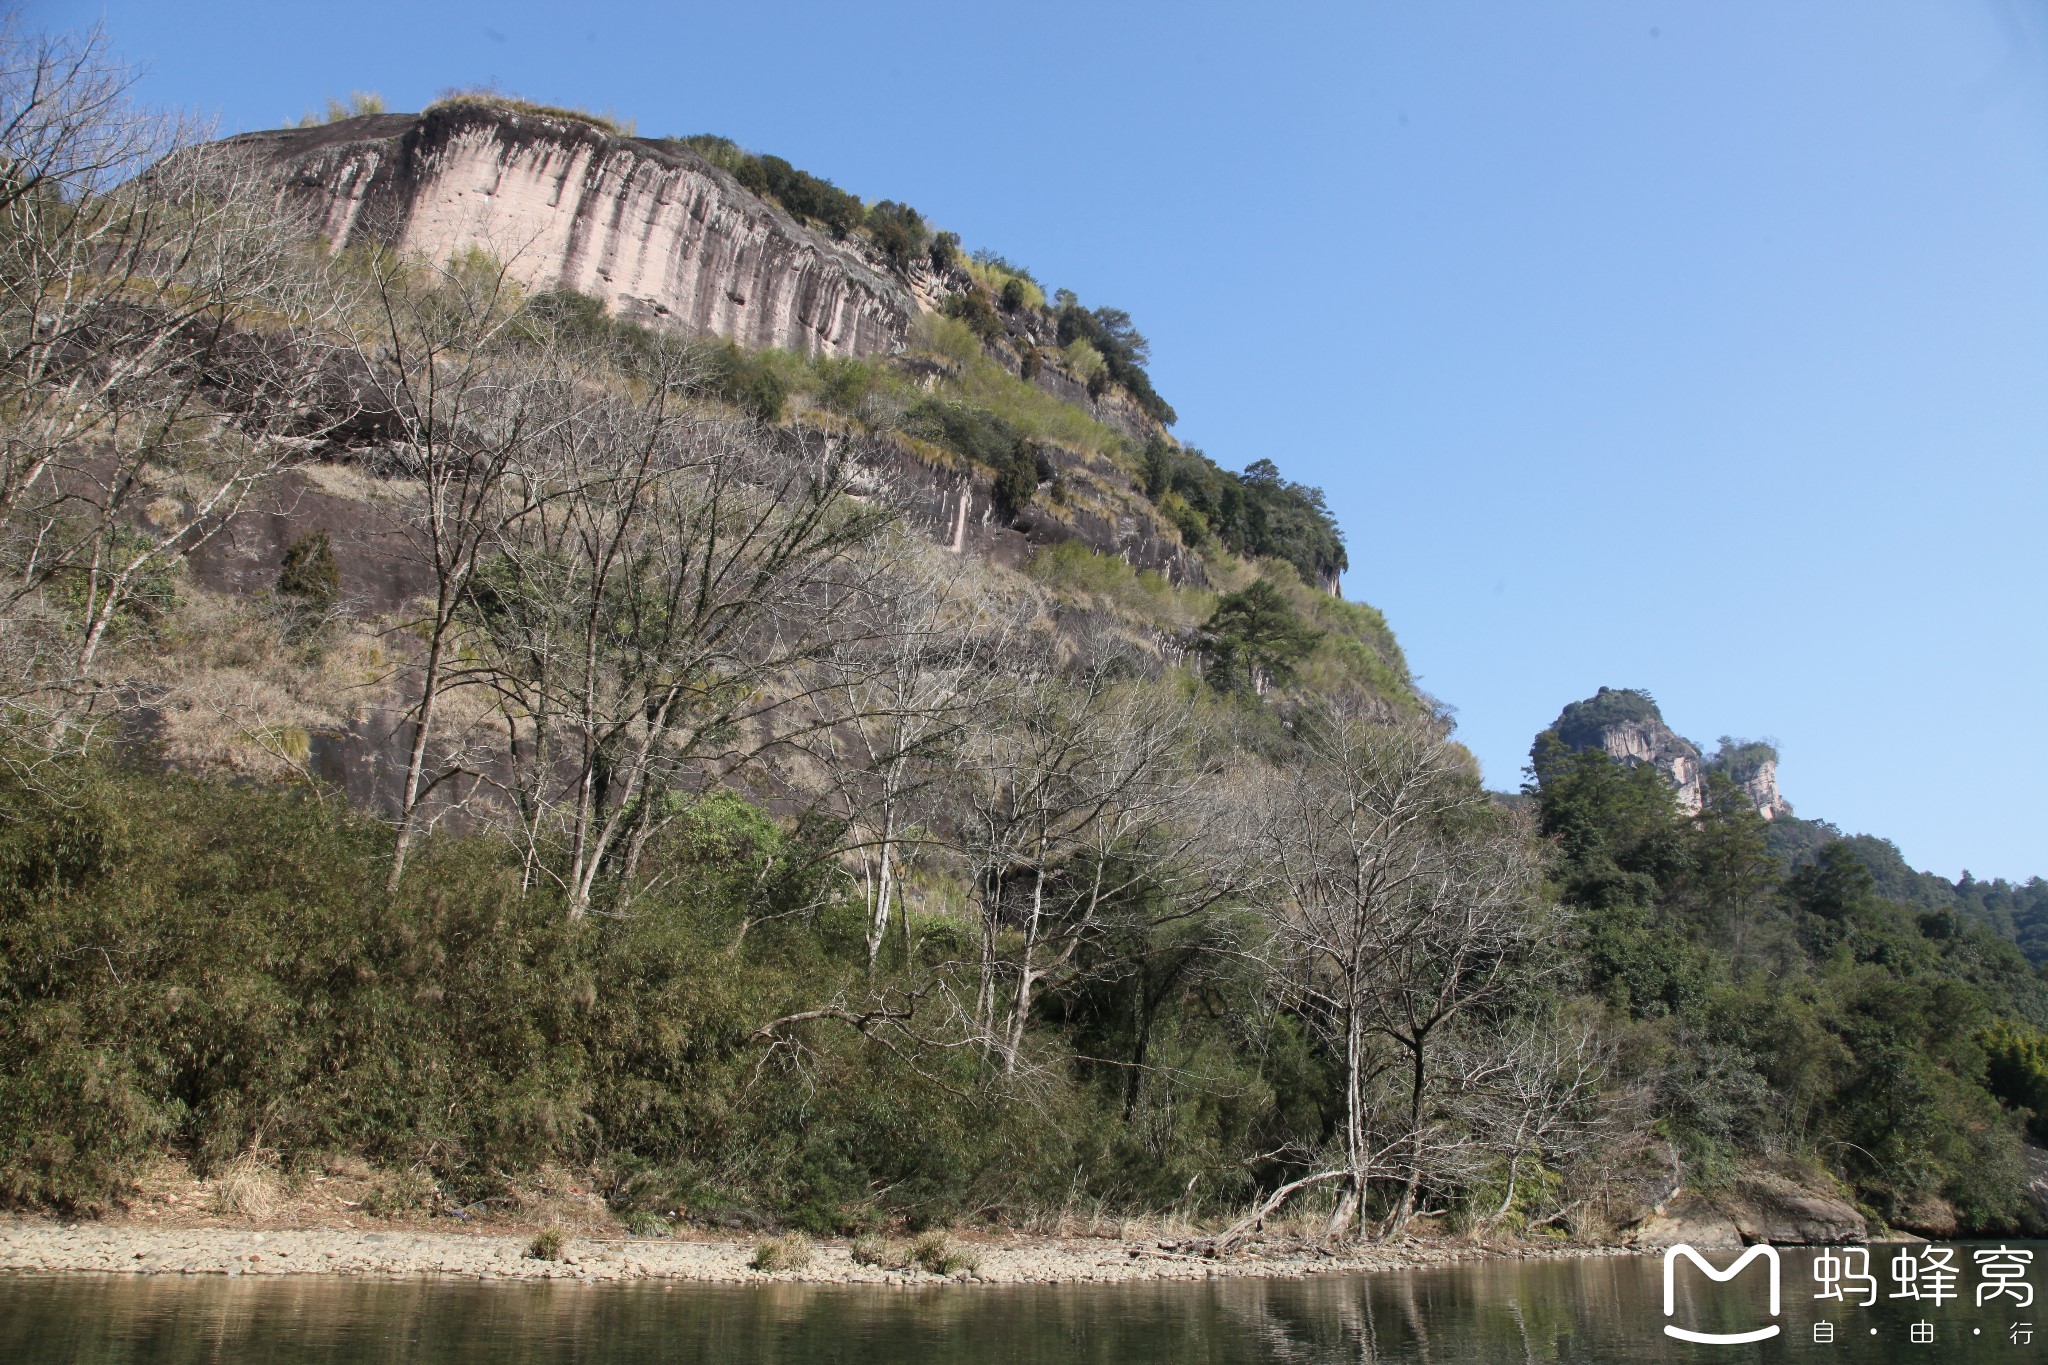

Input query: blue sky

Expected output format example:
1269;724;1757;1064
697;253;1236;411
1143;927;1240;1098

38;0;2048;880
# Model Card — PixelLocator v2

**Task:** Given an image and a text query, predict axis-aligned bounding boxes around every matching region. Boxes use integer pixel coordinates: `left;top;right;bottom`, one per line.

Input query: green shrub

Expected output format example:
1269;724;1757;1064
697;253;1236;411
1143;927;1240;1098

903;399;1022;471
526;1227;568;1261
941;290;1002;343
521;289;663;370
811;357;880;417
277;530;340;612
1161;491;1207;547
755;155;863;237
706;343;788;423
866;201;929;269
992;450;1038;523
1060;338;1106;384
670;133;751;174
965;251;1043;311
621;1210;673;1238
908;1230;978;1275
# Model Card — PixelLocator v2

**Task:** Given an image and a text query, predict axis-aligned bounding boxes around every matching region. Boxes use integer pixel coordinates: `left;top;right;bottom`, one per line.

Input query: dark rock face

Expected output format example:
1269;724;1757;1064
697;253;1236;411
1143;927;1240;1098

220;108;916;358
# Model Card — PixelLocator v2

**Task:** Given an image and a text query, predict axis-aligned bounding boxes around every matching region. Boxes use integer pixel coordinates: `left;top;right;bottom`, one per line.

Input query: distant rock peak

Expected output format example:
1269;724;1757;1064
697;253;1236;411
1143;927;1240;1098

1541;687;1789;819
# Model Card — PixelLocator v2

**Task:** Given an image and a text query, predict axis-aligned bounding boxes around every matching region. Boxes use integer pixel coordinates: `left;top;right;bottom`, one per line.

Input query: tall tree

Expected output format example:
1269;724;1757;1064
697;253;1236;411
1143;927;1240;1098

469;410;894;919
364;247;580;890
1211;703;1550;1246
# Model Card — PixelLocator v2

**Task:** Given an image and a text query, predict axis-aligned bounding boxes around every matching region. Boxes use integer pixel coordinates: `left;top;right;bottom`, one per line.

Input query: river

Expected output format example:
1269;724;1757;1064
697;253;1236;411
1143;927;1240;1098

1;1247;2040;1361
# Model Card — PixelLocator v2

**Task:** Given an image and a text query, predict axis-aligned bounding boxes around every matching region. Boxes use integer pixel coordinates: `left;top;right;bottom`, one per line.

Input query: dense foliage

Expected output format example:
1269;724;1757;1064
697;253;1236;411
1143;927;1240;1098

1199;580;1323;696
1769;817;2048;967
1527;731;2048;1231
0;763;1315;1225
1550;686;1665;751
668;135;864;239
1144;440;1349;588
1054;297;1176;426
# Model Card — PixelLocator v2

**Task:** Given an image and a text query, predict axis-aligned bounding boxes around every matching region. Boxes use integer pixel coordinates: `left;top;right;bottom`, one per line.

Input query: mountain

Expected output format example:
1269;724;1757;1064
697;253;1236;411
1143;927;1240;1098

1535;688;2048;972
8;41;2045;1246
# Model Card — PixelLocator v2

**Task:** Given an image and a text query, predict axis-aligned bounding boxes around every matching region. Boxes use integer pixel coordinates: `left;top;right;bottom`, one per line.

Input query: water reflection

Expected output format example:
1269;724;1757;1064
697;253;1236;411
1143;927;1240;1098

0;1249;2039;1363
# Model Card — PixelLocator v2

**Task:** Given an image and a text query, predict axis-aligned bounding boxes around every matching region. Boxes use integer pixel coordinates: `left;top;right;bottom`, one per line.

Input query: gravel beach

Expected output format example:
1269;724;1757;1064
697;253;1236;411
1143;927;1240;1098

0;1220;1622;1286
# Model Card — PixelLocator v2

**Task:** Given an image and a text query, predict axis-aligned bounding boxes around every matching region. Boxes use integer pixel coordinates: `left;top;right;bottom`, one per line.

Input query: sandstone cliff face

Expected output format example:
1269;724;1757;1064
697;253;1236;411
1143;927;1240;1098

225;109;916;358
1712;742;1791;821
1592;716;1706;814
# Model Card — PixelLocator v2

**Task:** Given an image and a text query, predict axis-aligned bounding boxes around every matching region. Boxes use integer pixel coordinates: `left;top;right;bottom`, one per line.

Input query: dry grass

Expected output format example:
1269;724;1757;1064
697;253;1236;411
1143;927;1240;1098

504;1168;614;1234
297;460;421;509
138;590;377;781
210;1150;282;1221
750;1232;813;1272
848;1232;896;1267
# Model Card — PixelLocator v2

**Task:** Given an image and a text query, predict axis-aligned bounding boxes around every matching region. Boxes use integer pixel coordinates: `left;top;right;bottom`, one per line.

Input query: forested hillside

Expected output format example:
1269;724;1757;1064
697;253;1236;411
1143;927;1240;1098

1767;816;2048;965
1529;721;2048;1234
3;19;2043;1246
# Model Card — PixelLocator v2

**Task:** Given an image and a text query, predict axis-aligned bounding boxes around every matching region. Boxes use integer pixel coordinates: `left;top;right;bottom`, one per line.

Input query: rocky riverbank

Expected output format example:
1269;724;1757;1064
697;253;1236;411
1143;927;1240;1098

0;1220;1623;1286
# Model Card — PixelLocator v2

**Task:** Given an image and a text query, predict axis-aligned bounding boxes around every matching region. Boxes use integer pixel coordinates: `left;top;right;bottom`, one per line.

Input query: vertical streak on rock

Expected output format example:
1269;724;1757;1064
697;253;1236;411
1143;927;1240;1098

220;108;915;359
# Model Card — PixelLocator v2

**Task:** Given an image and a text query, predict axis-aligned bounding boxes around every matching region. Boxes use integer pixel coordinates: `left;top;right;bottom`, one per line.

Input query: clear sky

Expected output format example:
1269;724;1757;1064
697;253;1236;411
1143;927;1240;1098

35;0;2048;881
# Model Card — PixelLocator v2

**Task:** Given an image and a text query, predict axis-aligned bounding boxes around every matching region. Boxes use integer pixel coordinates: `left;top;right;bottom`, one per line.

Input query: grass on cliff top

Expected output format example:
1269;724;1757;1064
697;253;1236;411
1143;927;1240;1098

428;90;629;135
963;258;1046;313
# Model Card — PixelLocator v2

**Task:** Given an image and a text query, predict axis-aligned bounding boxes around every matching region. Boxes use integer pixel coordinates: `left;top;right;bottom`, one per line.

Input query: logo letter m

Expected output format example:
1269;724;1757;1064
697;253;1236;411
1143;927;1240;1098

1663;1244;1782;1344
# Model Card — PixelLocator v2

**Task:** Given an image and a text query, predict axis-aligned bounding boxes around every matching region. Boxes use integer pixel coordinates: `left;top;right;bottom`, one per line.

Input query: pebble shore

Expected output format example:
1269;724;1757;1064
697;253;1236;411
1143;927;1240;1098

0;1221;1622;1286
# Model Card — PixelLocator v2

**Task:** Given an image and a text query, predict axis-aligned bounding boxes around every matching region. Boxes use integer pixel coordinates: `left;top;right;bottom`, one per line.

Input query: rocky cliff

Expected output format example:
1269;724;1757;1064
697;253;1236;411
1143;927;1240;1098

1542;687;1789;819
212;105;1181;450
222;107;917;358
197;105;1363;607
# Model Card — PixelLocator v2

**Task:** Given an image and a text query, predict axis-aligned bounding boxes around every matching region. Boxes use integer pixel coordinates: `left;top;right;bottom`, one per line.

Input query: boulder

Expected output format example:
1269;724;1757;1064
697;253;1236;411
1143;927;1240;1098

1625;1172;1865;1248
1719;1174;1866;1245
1626;1195;1745;1250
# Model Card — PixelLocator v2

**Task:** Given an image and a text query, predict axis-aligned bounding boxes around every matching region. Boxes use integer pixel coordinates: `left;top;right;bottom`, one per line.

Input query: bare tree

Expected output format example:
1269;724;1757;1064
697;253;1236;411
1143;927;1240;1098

1453;1015;1616;1231
949;656;1250;1074
360;246;578;889
790;541;1015;977
0;17;357;755
1368;810;1549;1232
1199;702;1550;1248
468;407;896;919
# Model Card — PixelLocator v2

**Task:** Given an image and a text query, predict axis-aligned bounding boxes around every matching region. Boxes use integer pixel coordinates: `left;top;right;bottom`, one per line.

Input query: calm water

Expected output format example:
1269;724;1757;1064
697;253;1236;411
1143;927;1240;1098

1;1248;2042;1362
